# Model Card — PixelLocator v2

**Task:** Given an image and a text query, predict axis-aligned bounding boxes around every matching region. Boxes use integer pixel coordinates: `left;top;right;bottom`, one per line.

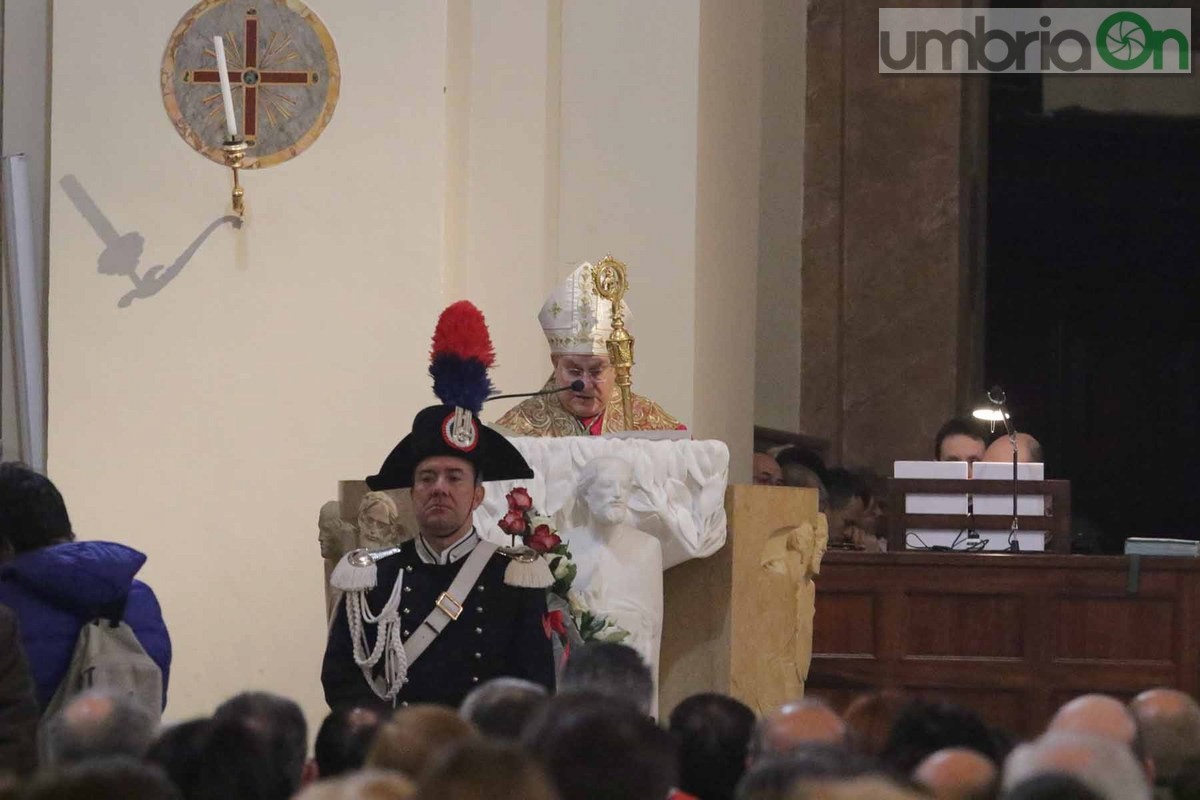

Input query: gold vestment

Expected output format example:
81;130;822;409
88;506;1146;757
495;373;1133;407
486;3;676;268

493;376;684;437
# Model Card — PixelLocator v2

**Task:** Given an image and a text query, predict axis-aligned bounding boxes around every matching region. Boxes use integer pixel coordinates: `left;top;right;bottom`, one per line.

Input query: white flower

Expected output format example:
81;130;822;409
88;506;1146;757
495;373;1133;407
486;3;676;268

566;590;587;616
552;555;574;581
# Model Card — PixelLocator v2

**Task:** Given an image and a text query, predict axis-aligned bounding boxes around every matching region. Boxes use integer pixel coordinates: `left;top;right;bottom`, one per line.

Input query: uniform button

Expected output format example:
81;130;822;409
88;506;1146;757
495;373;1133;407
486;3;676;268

474;652;482;659
406;566;413;572
475;627;483;634
476;606;484;613
404;585;412;593
471;676;479;683
403;608;411;614
476;585;485;592
403;630;411;637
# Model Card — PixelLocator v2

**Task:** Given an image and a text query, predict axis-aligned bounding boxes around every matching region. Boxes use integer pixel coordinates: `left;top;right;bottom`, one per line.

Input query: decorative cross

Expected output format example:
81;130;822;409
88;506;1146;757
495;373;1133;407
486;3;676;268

184;8;320;141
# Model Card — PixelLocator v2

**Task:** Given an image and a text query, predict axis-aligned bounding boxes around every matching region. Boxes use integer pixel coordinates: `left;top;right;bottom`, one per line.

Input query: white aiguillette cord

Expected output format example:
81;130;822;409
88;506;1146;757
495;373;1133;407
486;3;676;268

346;541;497;701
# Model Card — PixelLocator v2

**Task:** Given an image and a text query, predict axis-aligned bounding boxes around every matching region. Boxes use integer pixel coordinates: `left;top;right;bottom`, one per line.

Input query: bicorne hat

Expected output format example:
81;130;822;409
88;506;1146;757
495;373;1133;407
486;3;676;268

366;301;533;490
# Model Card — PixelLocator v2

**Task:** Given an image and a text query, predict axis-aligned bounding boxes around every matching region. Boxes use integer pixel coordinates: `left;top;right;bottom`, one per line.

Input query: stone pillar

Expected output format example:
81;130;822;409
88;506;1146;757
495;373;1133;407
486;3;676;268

801;0;986;472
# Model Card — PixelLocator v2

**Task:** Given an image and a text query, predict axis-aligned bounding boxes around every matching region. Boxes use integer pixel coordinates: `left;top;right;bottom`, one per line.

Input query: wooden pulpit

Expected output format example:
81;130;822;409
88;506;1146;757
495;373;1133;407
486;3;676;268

659;484;826;717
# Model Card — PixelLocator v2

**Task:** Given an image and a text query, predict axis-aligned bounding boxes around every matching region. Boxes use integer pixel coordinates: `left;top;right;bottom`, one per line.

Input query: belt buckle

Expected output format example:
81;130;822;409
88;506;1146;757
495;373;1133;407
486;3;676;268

436;592;464;621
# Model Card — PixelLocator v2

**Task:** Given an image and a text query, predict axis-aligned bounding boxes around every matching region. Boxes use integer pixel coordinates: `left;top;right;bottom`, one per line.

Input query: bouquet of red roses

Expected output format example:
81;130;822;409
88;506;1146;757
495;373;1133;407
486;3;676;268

497;488;627;660
498;487;576;596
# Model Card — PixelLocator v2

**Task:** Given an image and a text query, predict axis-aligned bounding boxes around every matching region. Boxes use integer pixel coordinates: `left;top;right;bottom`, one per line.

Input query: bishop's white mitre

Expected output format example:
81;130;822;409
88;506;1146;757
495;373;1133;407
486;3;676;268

538;262;631;357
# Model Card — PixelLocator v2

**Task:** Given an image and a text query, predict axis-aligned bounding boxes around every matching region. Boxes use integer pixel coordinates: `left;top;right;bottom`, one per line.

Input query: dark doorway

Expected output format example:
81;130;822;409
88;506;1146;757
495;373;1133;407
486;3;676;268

987;76;1200;552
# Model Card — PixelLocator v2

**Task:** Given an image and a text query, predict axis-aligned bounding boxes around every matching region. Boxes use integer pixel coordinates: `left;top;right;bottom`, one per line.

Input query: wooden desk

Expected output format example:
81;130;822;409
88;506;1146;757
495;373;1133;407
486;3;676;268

806;552;1200;737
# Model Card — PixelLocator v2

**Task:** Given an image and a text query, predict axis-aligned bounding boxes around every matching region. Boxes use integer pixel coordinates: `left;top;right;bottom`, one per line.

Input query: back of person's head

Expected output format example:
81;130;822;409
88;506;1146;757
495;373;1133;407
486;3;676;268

458;677;548;740
147;716;276;800
523;691;676;800
558;642;654;715
213;691;307;800
0;462;73;558
367;704;477;779
934;418;987;461
416;739;559;800
1128;687;1200;783
749;700;847;762
822;469;869;513
913;747;998;800
314;706;385;779
20;756;180;800
41;688;159;766
881;699;997;775
844;691;910;757
736;744;883;800
1048;693;1146;765
787;776;926;800
294;769;416;800
775;448;827;480
669;693;756;800
1001;772;1104;800
144;718;211;796
1002;731;1150;800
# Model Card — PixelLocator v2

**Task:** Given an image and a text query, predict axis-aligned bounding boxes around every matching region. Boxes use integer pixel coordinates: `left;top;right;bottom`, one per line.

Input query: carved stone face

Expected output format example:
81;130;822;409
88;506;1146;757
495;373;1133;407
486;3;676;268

583;465;631;526
318;500;350;559
357;492;400;549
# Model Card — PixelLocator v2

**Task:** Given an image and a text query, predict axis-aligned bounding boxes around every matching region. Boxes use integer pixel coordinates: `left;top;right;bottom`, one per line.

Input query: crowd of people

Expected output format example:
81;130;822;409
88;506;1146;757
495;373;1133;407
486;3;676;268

4;631;1200;799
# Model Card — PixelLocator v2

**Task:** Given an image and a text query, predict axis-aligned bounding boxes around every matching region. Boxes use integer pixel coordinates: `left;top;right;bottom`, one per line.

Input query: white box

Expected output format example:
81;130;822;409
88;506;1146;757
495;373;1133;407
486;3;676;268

894;461;968;548
971;461;1045;517
893;461;968;514
904;528;1045;552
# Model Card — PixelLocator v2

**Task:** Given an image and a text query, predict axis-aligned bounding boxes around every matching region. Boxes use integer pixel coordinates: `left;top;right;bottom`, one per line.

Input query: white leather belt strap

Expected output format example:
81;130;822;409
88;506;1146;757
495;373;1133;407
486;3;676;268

403;541;497;666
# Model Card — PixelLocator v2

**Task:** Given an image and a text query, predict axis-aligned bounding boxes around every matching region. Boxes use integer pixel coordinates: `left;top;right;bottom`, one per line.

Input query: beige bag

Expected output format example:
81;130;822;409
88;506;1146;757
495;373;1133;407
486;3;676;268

42;618;163;720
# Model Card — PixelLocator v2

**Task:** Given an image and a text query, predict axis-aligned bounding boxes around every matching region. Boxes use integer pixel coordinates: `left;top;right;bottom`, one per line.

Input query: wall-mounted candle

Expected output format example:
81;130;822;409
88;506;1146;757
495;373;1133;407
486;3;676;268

213;35;238;139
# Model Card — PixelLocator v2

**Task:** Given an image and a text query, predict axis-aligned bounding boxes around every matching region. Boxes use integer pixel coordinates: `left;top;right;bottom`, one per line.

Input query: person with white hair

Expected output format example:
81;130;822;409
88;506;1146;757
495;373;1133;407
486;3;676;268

1001;731;1151;800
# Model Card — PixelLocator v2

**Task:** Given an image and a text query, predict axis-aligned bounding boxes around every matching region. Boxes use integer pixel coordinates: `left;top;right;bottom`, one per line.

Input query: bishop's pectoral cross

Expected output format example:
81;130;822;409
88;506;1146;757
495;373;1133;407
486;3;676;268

184;8;320;142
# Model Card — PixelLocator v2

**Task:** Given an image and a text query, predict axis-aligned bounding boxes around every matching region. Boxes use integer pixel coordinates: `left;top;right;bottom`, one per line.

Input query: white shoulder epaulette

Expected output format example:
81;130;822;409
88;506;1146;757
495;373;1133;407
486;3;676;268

498;545;555;589
330;546;403;592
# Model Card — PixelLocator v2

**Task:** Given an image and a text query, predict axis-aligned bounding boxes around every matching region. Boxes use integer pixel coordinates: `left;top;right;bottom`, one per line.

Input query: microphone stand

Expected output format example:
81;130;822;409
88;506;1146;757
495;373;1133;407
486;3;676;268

986;387;1020;552
487;380;586;403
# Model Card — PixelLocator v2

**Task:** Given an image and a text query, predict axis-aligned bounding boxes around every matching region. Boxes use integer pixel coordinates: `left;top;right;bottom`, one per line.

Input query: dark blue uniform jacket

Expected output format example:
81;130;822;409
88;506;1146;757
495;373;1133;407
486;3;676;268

322;539;555;710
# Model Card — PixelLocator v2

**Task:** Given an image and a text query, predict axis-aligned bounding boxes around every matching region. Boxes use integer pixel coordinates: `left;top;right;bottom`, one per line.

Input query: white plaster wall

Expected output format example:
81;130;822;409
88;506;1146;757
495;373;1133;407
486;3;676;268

558;0;700;427
459;0;559;399
694;0;763;482
753;0;805;432
48;0;450;725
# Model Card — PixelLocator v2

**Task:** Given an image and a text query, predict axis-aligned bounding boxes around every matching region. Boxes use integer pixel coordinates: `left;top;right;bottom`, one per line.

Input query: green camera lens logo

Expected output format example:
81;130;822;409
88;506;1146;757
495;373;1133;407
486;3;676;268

1097;11;1189;70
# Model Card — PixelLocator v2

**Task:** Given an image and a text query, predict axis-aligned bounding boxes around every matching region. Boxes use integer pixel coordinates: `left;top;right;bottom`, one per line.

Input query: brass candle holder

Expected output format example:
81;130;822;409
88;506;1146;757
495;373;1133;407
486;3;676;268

221;137;249;217
592;255;635;425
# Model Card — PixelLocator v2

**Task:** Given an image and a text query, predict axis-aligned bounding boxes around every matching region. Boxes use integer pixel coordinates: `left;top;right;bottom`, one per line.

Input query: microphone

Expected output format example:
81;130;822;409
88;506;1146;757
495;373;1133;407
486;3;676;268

487;380;585;402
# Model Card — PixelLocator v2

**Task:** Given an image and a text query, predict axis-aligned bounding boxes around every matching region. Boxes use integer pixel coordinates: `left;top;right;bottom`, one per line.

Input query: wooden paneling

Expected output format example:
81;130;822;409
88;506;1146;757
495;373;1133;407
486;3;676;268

807;553;1200;737
906;593;1025;659
814;593;876;657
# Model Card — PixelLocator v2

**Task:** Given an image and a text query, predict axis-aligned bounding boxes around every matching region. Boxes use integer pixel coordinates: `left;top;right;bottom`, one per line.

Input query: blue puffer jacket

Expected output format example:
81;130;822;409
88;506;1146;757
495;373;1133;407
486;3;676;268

0;541;171;710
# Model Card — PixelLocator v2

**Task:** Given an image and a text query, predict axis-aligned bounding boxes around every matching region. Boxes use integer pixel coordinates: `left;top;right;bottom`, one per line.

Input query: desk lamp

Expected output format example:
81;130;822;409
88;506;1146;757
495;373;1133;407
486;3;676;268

973;386;1020;551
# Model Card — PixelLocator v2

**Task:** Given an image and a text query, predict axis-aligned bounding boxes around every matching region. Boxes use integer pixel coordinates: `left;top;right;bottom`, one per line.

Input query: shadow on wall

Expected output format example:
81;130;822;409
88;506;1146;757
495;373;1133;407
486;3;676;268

59;174;240;308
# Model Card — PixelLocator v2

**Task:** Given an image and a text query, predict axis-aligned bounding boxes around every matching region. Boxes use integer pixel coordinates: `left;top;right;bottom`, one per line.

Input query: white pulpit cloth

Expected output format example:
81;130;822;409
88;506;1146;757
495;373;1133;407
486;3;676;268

473;437;729;570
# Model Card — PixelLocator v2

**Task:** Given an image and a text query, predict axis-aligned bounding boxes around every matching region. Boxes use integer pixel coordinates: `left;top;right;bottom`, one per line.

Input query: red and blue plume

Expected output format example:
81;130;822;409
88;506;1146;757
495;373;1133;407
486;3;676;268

429;300;496;414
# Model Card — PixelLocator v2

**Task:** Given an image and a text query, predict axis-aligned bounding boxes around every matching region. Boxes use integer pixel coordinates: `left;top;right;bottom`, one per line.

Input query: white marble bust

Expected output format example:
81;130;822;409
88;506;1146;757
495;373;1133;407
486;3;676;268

563;455;664;702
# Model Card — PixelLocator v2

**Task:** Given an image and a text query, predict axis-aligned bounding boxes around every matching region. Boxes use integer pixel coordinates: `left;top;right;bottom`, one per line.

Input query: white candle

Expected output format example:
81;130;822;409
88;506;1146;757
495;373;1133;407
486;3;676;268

213;35;238;139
